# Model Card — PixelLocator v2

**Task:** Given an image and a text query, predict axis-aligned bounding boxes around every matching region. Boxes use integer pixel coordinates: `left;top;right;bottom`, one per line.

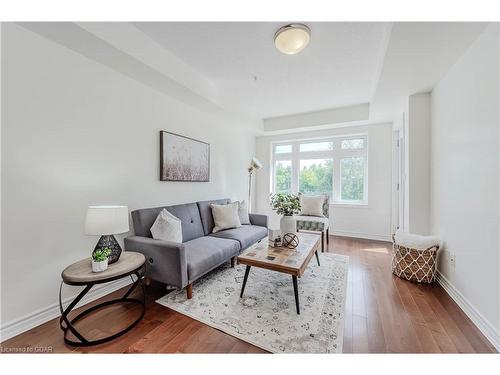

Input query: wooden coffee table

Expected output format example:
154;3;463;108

237;232;321;314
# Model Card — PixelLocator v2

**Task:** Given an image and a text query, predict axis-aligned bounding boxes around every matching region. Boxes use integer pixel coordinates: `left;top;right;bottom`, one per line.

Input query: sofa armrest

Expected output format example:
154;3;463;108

249;213;268;228
124;236;188;289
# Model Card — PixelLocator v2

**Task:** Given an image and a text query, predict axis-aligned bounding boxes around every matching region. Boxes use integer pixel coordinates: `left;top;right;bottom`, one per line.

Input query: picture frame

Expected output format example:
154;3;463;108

160;131;210;182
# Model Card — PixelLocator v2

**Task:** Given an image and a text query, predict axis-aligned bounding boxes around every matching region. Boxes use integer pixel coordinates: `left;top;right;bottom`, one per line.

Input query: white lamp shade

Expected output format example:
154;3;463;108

251;157;263;170
249;157;263;174
84;205;129;235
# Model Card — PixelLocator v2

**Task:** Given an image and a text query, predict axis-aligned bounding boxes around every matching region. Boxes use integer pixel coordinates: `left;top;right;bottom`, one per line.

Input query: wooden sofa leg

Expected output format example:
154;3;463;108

144;277;151;286
321;231;325;252
326;228;330;245
231;256;236;267
186;284;193;299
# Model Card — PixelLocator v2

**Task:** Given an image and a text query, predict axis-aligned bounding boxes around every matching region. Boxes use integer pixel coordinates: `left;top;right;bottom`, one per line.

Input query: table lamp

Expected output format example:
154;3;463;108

84;205;129;264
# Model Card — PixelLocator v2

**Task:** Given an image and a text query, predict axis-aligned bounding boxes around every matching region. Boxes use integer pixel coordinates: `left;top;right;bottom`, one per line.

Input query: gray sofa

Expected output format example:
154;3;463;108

124;198;268;299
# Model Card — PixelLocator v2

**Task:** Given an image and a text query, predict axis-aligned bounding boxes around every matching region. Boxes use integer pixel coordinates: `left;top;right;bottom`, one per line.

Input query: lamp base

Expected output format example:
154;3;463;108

92;234;122;264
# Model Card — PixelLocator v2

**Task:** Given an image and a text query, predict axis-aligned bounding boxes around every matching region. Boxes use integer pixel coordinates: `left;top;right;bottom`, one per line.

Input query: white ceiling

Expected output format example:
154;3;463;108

21;22;489;133
134;22;391;119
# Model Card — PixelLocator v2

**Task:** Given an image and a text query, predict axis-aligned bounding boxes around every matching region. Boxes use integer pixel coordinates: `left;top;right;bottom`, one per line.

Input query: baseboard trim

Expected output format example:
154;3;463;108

0;278;133;343
332;230;392;242
435;271;500;352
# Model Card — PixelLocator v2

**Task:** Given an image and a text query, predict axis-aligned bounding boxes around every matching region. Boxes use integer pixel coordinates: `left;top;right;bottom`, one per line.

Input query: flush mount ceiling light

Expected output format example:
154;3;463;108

274;23;311;55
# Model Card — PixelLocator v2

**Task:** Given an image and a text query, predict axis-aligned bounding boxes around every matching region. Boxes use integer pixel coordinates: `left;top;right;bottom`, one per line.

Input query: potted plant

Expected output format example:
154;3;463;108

92;248;111;273
270;193;301;236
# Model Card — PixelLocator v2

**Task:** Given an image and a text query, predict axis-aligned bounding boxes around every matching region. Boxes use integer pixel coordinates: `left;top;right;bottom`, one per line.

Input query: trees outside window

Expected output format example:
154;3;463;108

299;159;333;198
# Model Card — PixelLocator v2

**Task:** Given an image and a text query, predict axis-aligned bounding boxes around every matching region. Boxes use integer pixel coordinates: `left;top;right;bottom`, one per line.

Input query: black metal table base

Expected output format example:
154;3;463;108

239;251;320;315
59;270;145;347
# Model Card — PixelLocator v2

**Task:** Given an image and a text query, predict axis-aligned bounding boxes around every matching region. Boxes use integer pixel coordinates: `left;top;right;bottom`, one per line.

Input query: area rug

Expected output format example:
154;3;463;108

156;252;348;353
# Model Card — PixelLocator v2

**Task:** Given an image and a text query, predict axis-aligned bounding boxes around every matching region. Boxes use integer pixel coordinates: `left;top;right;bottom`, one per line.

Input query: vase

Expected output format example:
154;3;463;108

92;259;108;273
280;215;296;236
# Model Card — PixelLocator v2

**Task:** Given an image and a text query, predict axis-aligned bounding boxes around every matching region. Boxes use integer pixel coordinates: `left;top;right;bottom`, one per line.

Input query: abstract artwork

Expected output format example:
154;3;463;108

160;131;210;182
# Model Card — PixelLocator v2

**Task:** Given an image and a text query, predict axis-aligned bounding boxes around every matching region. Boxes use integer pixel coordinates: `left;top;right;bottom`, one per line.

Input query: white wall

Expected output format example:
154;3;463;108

431;24;500;340
0;24;258;333
408;93;431;235
255;123;393;241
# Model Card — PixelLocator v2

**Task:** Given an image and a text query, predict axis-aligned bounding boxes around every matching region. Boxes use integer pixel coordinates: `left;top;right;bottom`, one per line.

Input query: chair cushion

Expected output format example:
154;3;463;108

296;215;330;231
300;195;325;217
184;236;240;281
209;225;268;250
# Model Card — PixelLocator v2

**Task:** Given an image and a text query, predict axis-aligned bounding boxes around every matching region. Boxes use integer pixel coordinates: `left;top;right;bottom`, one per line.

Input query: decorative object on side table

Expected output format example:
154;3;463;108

282;233;299;249
91;248;111;272
85;205;129;264
270;192;301;236
59;252;146;346
247;157;262;212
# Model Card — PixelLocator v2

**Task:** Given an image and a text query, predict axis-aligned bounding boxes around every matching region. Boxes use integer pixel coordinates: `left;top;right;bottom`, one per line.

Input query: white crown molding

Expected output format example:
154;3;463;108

0;278;132;343
436;271;499;352
263;103;370;133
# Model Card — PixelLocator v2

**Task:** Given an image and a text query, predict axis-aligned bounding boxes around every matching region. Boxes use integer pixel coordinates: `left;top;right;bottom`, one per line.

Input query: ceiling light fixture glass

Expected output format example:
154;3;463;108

274;23;311;55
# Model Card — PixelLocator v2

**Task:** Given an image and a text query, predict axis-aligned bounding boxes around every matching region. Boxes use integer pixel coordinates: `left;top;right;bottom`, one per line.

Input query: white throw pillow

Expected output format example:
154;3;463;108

211;202;242;233
237;200;251;225
300;195;325;217
150;209;182;243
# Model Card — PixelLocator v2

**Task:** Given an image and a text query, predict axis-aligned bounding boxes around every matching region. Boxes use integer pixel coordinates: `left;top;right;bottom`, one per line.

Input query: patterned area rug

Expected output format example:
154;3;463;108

156;253;348;353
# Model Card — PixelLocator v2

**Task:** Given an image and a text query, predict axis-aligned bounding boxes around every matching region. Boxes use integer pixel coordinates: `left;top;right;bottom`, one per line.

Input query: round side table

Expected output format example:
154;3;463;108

59;251;146;347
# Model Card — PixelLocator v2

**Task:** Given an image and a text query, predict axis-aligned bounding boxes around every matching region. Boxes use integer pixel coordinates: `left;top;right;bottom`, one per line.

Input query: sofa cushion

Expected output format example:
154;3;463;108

131;202;204;242
197;198;230;235
184;236;240;281
209;225;268;250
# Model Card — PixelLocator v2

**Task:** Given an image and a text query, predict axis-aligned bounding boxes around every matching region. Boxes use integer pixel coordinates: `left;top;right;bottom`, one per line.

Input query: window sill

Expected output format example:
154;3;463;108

331;201;369;208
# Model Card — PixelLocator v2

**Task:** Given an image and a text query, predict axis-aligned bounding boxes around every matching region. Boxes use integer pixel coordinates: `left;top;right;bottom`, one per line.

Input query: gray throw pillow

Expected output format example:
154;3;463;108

237;200;251;225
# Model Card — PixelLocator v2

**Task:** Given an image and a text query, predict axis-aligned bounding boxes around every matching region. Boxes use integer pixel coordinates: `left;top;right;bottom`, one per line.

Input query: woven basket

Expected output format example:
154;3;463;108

391;234;439;283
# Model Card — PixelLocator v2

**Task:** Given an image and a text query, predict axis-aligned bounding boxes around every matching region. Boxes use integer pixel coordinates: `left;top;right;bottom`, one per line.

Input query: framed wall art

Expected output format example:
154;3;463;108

160;131;210;182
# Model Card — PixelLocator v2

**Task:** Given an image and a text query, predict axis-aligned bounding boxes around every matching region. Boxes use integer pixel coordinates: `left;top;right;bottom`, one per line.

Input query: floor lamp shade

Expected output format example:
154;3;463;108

85;206;129;264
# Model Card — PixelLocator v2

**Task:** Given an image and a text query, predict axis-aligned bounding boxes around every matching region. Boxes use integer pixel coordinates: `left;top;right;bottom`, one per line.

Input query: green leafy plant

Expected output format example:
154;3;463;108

270;193;301;216
93;248;111;262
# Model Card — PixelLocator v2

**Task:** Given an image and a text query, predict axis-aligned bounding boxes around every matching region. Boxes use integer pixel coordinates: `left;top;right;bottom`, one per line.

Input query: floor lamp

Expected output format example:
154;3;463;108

248;157;262;213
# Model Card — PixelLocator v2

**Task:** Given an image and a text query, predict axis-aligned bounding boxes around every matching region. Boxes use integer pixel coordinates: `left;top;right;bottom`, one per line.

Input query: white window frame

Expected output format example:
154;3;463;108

271;134;368;206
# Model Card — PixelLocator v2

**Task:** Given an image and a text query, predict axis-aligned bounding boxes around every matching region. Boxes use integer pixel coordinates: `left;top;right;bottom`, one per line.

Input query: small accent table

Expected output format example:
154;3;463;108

237;232;320;315
59;252;146;347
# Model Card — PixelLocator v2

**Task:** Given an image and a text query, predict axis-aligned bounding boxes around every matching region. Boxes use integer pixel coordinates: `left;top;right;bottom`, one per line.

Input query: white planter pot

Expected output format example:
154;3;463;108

92;259;108;273
280;215;296;236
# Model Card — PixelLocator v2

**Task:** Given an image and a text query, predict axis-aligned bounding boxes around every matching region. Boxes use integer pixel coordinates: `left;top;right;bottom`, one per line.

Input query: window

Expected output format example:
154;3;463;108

341;138;364;149
272;135;367;204
274;160;292;193
299;141;333;152
299;159;333;197
275;144;292;154
340;157;364;201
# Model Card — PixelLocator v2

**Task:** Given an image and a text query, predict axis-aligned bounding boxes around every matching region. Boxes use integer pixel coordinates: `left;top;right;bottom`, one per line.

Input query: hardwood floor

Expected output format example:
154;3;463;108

1;236;496;353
